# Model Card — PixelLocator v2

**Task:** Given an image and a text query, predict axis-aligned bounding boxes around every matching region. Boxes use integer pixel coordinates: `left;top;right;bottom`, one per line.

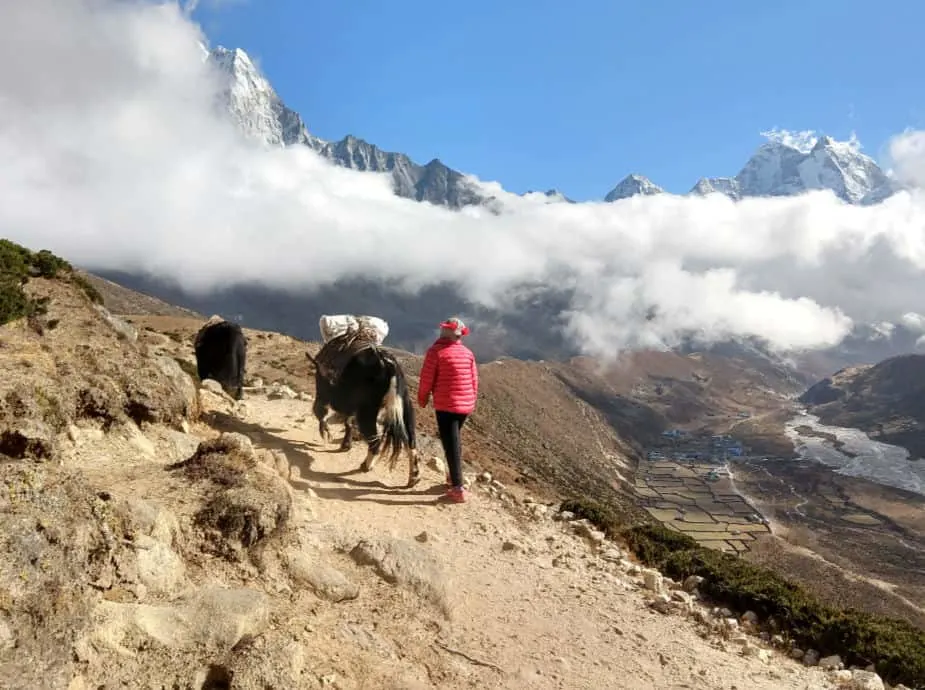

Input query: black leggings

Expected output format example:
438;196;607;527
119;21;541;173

435;411;468;487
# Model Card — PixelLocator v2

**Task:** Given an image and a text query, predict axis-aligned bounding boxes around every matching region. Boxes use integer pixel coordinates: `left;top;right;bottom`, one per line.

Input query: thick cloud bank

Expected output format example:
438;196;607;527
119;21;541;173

2;0;925;356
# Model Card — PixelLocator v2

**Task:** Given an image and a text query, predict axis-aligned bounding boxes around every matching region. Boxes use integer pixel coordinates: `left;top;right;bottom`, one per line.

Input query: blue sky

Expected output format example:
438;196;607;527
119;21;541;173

193;0;925;201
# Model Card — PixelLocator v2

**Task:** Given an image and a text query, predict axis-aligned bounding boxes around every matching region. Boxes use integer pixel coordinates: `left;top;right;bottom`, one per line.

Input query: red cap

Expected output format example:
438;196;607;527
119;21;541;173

439;317;470;336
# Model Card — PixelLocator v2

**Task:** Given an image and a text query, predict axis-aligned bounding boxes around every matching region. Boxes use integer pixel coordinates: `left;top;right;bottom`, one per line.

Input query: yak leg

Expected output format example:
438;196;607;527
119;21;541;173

356;405;382;472
313;397;331;442
406;447;421;488
340;416;354;451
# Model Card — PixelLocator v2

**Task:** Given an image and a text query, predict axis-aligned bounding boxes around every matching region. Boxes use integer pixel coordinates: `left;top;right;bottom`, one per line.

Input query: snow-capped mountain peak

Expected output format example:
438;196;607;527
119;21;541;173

604;174;664;202
208;45;315;148
205;46;898;210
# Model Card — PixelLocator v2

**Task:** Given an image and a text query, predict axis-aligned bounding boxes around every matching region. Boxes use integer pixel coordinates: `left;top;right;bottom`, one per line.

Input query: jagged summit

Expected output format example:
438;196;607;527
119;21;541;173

206;47;485;209
691;131;891;205
604;174;664;202
208;45;316;149
206;45;899;209
689;177;741;199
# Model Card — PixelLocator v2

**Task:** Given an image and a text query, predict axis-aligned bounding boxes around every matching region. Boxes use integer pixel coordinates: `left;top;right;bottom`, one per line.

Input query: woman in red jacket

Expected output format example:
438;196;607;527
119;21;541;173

417;317;479;503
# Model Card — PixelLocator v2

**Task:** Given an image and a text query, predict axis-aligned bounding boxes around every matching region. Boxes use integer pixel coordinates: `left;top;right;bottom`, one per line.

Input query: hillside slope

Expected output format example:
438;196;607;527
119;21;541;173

0;255;865;689
799;354;925;458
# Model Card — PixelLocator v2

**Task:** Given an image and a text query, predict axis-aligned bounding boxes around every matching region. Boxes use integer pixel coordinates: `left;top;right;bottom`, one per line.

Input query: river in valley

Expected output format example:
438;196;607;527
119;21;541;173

784;411;925;497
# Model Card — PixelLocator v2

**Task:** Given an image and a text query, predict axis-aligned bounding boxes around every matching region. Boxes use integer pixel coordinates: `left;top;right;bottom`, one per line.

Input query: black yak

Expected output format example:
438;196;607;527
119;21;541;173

194;315;247;400
307;342;419;488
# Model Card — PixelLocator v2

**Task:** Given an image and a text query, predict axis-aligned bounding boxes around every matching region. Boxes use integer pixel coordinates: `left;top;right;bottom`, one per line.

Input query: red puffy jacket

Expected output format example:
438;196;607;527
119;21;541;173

417;337;479;414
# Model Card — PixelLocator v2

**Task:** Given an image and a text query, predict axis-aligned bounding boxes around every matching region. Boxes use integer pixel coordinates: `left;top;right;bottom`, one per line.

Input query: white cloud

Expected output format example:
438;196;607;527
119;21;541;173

3;0;925;358
901;312;925;333
887;129;925;188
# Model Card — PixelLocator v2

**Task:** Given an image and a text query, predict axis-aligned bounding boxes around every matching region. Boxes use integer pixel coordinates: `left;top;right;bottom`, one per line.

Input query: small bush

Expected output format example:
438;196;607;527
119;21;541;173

0;239;85;325
32;250;71;278
70;274;103;305
560;496;623;536
564;497;925;687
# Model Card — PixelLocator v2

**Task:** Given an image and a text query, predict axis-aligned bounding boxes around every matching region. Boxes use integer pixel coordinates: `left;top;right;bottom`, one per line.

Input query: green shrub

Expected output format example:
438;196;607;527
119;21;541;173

71;274;103;304
559;497;623;536
0;239;102;324
564;497;925;687
32;249;71;278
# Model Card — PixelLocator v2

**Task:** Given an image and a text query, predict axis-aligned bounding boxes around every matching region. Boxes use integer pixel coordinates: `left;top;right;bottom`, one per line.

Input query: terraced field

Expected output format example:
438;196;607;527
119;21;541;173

635;459;770;553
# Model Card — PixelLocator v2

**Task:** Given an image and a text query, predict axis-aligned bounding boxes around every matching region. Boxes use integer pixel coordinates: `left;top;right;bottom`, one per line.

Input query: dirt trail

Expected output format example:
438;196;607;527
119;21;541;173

223;392;839;690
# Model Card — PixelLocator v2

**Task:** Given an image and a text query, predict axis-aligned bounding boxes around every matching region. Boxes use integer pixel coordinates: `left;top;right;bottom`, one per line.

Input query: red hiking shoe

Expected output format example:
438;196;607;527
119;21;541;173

442;486;467;503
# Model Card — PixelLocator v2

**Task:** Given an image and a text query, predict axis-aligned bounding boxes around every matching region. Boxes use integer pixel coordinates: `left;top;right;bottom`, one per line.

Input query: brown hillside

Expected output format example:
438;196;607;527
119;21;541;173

79;271;203;319
0;254;864;689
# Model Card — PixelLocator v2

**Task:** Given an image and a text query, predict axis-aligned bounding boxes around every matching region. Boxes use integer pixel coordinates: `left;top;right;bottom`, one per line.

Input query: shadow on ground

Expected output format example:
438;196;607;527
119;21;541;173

206;410;446;506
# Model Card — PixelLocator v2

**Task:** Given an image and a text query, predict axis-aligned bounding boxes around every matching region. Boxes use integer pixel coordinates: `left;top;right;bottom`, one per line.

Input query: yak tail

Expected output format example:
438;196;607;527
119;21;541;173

380;360;410;469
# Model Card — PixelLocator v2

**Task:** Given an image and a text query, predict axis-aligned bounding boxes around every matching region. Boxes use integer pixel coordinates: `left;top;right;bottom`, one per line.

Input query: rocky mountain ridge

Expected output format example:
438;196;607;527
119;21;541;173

207;45;901;209
799;352;925;458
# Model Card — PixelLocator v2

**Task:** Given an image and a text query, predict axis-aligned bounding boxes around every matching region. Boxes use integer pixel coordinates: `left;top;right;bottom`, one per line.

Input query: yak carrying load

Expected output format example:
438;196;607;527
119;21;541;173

313;314;390;386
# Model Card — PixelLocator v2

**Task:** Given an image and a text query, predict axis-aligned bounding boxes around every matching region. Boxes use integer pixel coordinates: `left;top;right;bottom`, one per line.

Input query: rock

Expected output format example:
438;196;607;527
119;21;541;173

669;590;694;609
831;670;853;684
501;540;521;553
286;550;359;603
600;546;623;563
490;479;506;491
94;305;138;342
298;392;312;402
122;498;182;549
257;448;291;480
848;670;885;690
477;471;492;483
0;616;15;651
741;610;759;627
648;594;674;615
571;519;607;546
427;455;446;474
267;383;297;400
161;428;202;462
803;649;820;666
414;531;430;543
818;654;843;671
87;586;270;653
348;537;449;617
790;648;804;660
200;379;227;397
641;568;664;593
529;503;548;519
555;510;576;522
683;575;704;593
225;634;307;689
133;534;186;595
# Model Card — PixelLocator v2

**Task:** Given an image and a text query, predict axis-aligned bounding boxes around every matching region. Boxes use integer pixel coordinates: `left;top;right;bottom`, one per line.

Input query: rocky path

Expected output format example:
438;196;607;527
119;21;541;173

226;392;846;690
